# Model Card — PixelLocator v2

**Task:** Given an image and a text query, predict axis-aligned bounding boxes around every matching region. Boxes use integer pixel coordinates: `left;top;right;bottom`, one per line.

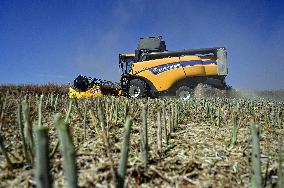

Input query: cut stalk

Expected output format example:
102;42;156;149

171;104;174;133
38;94;44;128
0;92;8;130
83;100;88;142
88;109;99;134
35;127;52;188
124;101;129;121
249;122;262;188
117;117;132;188
17;101;29;163
230;113;238;148
54;114;77;188
162;104;168;145
54;94;59;112
97;99;117;185
22;98;34;163
0;134;13;168
65;99;73;123
157;109;162;155
278;139;284;188
114;102;118;125
140;104;148;170
168;104;172;140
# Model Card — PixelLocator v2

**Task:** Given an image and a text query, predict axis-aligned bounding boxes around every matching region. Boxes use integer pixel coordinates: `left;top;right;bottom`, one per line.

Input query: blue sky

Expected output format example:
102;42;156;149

0;0;284;90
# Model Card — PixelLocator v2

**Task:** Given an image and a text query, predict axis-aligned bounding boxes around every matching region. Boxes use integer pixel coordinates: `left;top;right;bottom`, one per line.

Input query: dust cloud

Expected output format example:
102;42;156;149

193;84;284;102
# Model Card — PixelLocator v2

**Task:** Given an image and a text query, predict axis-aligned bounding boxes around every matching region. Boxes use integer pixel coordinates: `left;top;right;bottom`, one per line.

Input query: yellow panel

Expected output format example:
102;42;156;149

183;65;206;76
137;67;186;92
132;57;180;74
180;55;217;77
131;55;219;92
204;64;218;75
132;55;212;74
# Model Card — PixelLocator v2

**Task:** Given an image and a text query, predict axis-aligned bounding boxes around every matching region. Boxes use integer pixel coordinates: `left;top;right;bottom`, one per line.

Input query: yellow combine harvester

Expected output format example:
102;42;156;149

69;36;229;99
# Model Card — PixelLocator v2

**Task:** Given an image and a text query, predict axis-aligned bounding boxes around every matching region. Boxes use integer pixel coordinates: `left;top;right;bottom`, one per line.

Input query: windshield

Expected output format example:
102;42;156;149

119;56;135;75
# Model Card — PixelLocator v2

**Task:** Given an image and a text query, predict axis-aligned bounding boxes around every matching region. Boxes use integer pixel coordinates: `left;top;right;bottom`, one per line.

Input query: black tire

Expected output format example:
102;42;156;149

128;79;148;98
176;86;193;100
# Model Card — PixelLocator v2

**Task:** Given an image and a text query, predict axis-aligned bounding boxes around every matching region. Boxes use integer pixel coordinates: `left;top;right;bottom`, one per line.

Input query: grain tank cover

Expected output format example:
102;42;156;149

138;36;166;52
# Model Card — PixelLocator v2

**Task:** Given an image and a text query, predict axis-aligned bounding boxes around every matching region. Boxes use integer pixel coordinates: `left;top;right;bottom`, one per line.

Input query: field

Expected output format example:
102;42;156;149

0;85;283;188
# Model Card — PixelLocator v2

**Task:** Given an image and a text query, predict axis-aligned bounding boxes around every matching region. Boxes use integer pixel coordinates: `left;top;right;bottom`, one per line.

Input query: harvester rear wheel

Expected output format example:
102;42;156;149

176;86;193;100
128;79;147;98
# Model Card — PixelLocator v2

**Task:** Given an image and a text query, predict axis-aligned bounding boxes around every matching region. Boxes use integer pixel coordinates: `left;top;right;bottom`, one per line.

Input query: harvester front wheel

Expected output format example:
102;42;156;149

176;86;193;100
128;79;147;98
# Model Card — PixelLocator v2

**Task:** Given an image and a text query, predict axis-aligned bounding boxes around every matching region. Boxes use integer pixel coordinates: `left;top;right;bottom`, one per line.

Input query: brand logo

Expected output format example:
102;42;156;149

150;63;181;75
91;89;101;94
149;60;217;75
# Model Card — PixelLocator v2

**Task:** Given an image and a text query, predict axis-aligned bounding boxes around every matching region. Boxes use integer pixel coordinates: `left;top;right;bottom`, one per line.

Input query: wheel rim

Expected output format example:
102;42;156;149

129;85;141;98
179;90;191;100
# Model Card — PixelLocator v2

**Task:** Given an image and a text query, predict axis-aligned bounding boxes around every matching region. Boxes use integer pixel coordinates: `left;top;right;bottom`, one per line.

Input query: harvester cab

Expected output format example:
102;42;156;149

119;54;135;75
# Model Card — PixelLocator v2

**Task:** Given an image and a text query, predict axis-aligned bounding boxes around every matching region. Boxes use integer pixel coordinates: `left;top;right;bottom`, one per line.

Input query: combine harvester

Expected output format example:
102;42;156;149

69;36;230;99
